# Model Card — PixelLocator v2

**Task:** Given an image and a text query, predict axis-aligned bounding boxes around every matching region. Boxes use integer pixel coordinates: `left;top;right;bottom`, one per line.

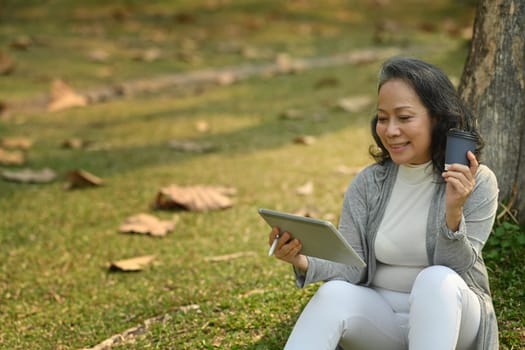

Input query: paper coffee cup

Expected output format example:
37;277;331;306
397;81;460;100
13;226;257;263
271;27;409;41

445;129;477;170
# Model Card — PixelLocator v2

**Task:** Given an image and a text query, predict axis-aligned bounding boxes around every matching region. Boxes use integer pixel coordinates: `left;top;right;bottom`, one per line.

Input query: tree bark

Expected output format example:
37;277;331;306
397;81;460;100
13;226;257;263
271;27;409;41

459;0;525;222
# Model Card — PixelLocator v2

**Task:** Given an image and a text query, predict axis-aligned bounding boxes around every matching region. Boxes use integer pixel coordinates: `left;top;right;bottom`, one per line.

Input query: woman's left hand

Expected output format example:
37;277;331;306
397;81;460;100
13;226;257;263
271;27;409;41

442;151;478;231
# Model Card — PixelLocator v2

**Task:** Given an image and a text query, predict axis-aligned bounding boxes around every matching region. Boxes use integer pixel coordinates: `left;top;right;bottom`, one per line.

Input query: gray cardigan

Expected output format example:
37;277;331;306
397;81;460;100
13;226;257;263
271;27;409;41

295;160;499;350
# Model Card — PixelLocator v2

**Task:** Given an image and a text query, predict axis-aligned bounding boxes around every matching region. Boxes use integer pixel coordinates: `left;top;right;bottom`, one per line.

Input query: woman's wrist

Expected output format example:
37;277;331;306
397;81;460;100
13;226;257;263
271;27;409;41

293;255;309;272
446;207;463;231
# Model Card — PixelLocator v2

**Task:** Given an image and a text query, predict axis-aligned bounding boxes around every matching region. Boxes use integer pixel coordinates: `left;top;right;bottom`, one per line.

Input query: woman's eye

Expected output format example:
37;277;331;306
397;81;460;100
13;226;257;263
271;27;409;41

399;115;412;121
377;116;387;123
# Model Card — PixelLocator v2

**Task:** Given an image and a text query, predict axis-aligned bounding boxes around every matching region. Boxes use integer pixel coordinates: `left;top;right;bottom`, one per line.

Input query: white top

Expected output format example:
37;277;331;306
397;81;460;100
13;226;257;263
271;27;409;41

372;161;435;292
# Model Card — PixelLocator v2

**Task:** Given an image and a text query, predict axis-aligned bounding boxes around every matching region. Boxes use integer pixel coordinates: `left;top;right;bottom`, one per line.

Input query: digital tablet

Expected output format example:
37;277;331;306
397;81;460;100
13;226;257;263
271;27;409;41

259;208;366;267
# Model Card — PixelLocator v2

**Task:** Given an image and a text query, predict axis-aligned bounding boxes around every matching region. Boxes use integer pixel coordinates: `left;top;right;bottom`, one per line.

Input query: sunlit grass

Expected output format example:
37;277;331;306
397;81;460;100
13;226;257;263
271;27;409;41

0;0;522;349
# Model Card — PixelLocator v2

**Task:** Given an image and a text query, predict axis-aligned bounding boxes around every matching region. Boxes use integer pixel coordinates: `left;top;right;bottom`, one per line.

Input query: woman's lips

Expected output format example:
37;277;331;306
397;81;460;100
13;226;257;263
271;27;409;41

388;142;409;152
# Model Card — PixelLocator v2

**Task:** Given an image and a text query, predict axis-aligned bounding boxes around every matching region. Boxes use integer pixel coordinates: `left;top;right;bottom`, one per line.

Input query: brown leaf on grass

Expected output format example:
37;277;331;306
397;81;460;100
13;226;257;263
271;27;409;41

195;120;210;133
296;181;314;196
132;48;162;62
0;51;16;75
418;21;437;33
61;138;91;149
176;304;200;312
168;140;217;153
154;185;236;212
314;77;340;89
335;165;364;176
174;12;196;24
336;96;373;113
119;213;178;237
0;148;25;165
64;169;104;190
293;135;316;145
1;168;57;183
239;288;267;298
216;72;236;85
48;79;88;112
280;109;305;120
275;52;292;72
10;35;32;50
111;7;130;21
213;335;225;348
1;137;33;150
88;49;110;63
0;101;7;115
109;255;156;272
241;46;273;59
460;26;473;41
204;251;257;262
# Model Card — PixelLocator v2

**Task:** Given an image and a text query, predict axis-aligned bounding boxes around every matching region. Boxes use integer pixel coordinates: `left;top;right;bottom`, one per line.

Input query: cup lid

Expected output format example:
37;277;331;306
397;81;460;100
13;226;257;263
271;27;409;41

447;128;477;141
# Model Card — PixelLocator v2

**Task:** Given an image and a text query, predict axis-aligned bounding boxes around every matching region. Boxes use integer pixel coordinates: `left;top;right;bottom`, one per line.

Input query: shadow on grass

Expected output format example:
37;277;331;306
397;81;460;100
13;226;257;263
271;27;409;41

0;85;370;197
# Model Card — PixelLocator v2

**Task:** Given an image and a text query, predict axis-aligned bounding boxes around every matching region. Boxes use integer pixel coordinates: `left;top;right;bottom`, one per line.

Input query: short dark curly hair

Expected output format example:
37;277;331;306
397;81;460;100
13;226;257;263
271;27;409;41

369;56;484;172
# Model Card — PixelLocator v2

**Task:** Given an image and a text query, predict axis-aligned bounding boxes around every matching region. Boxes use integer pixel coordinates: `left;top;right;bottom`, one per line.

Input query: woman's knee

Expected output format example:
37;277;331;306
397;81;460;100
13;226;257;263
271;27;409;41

315;280;355;300
413;265;463;290
310;280;365;310
410;265;467;305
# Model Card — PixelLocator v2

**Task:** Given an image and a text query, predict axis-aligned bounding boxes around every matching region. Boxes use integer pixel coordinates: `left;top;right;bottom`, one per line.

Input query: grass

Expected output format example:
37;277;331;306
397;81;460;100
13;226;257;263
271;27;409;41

0;0;523;349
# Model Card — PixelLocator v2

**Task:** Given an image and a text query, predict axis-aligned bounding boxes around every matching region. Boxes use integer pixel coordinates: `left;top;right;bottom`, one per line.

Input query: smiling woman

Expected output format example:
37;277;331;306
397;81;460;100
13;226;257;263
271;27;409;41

267;57;500;350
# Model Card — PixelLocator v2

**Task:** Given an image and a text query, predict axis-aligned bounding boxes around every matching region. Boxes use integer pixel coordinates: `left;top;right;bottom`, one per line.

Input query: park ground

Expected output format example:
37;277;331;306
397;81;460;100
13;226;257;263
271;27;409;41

0;0;523;349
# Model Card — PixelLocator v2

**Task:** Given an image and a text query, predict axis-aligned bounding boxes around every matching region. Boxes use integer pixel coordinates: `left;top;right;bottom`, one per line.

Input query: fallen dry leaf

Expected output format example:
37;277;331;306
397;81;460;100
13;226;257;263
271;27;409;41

461;26;473;40
336;95;373;113
132;47;162;62
1;137;33;150
275;52;292;73
81;312;171;350
239;288;267;298
216;71;236;85
0;148;25;165
296;181;314;196
174;12;196;24
154;185;236;212
335;165;364;176
1;168;56;183
119;213;178;237
48;79;88;112
204;251;257;262
64;169;103;190
109;255;156;272
195;120;210;133
168;140;217;153
212;335;225;348
418;21;437;33
293;135;316;145
88;49;110;63
10;35;32;50
175;304;200;313
61;138;91;149
241;46;273;59
314;77;340;89
280;109;305;120
0;51;16;75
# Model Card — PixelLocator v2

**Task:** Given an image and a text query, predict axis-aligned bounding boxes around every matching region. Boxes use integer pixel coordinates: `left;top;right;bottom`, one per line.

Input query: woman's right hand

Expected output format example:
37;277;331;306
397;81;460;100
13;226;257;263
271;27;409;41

268;227;309;272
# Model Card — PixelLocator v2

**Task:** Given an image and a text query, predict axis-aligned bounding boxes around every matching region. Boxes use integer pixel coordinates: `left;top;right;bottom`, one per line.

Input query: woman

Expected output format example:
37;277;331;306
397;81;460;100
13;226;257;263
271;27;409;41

268;56;499;350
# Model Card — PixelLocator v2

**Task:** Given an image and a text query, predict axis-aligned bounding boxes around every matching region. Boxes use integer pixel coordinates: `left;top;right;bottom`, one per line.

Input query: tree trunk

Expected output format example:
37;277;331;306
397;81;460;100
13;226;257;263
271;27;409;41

459;0;525;222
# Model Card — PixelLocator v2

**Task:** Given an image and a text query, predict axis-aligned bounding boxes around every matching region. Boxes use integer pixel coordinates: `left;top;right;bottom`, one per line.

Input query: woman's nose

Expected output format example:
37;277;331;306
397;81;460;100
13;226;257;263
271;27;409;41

385;121;401;137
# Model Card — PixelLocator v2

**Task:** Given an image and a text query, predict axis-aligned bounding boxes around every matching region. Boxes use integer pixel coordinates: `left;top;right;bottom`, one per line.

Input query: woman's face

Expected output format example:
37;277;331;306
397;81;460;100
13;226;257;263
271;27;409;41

376;79;433;165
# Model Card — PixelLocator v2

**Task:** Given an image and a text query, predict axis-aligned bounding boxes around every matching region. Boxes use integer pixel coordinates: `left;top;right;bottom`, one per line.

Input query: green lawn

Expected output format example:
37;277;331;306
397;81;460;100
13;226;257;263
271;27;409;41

0;1;523;349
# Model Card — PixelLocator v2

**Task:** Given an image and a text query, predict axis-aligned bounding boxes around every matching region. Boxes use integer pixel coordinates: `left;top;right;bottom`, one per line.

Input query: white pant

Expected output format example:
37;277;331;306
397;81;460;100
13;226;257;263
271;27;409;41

284;266;480;350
